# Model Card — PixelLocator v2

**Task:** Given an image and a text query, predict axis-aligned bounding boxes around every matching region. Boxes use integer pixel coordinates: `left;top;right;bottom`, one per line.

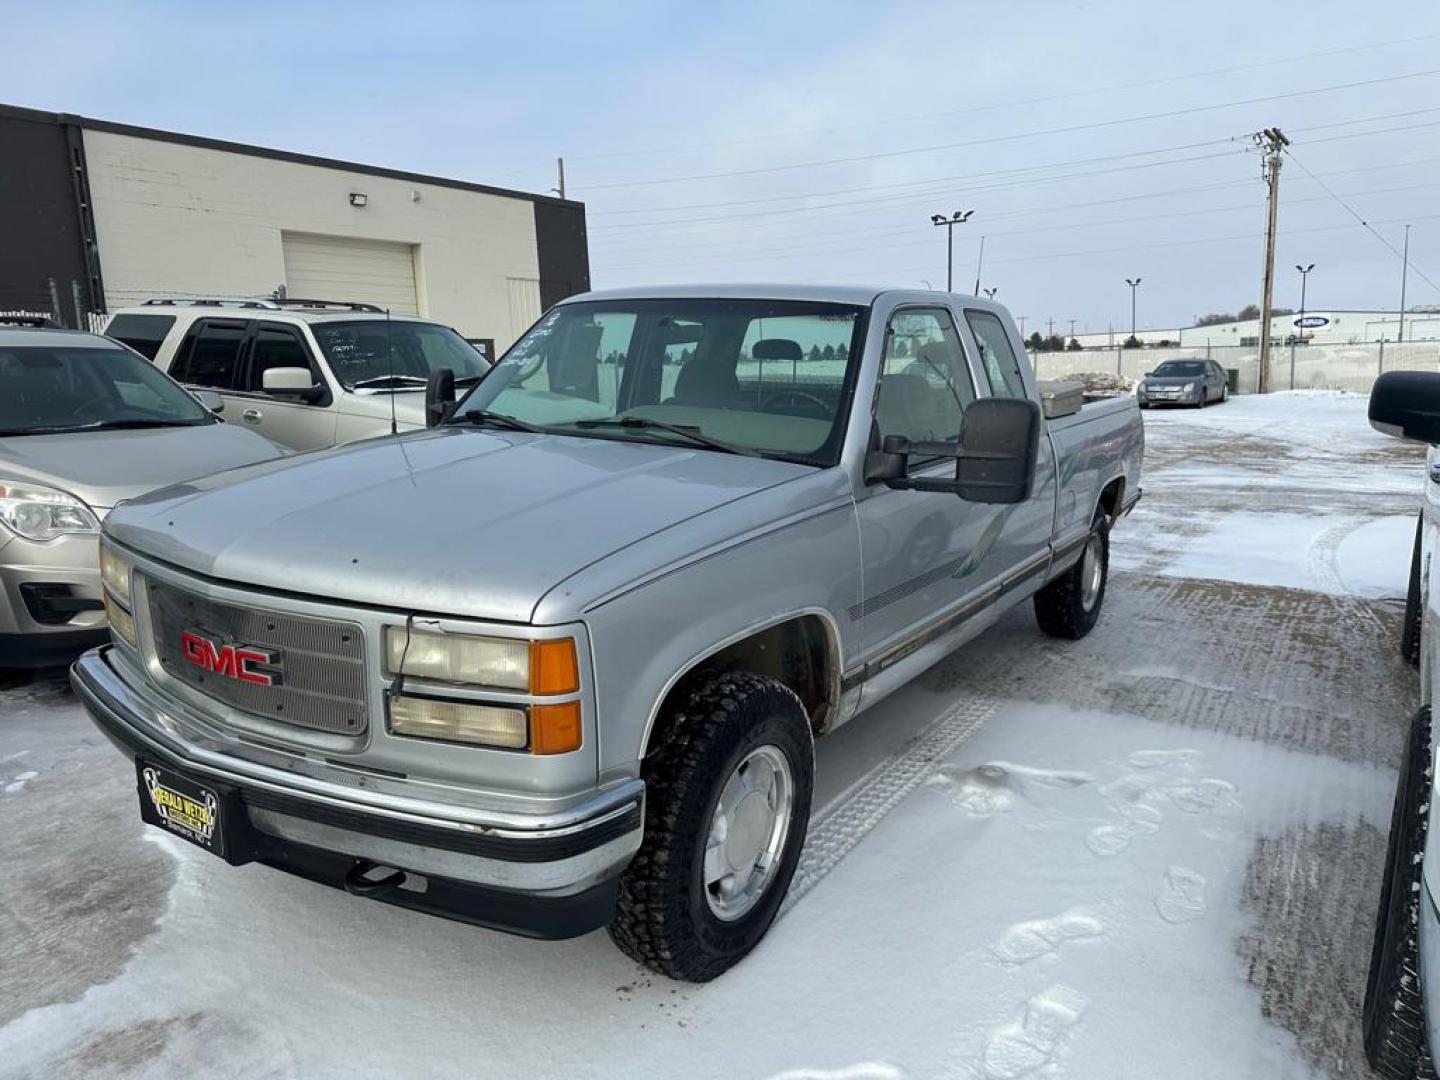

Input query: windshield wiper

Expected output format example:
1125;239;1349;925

570;417;760;457
350;375;428;390
79;418;206;431
449;409;547;433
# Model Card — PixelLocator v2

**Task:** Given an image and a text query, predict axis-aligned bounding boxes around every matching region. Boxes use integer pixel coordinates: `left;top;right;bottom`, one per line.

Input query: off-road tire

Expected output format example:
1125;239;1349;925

608;671;814;982
1034;509;1110;640
1402;514;1424;667
1364;706;1435;1079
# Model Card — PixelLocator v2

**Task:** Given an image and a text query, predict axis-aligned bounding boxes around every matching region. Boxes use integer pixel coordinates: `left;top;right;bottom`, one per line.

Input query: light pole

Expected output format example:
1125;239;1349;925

983;287;998;300
931;210;974;292
1125;277;1142;344
1291;263;1314;389
1399;224;1411;343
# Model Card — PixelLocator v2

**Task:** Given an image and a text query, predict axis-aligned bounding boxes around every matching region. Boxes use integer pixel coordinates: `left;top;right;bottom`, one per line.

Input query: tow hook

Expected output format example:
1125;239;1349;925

343;860;407;897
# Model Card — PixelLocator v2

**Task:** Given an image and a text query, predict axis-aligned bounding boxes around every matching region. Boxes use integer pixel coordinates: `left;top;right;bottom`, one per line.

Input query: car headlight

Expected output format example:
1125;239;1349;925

384;628;579;694
0;480;100;542
1183;382;1195;392
99;543;133;606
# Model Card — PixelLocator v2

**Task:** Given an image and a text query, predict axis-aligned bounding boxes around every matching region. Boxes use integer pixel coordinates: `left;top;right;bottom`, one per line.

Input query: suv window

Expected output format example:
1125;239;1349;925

173;320;247;390
876;307;974;447
105;314;175;361
966;310;1027;398
249;324;317;391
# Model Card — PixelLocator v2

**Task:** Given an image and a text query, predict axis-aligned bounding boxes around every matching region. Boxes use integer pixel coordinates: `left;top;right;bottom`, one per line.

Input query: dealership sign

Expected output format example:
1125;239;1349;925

1293;315;1329;328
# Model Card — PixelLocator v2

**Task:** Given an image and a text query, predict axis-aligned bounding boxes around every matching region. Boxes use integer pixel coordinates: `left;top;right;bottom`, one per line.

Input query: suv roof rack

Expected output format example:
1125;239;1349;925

141;296;282;310
0;313;63;328
270;298;386;313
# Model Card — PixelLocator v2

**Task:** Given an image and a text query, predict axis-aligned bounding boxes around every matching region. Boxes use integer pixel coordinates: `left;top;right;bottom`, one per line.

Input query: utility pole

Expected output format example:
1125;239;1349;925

1017;315;1028;338
1253;127;1289;394
1068;318;1077;343
931;210;974;292
973;235;986;295
1399;224;1411;343
1125;278;1141;342
553;157;566;199
1047;317;1054;341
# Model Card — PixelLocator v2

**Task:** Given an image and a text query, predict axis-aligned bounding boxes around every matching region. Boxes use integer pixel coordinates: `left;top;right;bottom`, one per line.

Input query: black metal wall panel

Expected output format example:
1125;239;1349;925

534;201;591;312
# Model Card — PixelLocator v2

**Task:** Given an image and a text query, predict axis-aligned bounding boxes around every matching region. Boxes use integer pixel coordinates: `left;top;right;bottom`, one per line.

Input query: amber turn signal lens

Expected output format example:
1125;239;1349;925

531;701;582;755
530;638;579;695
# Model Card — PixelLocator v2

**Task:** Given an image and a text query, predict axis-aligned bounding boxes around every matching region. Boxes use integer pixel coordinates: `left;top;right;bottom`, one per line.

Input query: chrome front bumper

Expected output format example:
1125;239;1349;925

72;646;644;935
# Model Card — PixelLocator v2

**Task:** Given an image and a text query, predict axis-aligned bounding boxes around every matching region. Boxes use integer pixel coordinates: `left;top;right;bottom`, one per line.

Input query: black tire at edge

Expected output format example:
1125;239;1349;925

1034;509;1110;640
1363;706;1436;1080
608;671;814;982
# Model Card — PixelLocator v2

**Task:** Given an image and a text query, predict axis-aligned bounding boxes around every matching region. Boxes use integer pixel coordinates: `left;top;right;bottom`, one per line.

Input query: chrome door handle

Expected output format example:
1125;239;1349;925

241;408;262;424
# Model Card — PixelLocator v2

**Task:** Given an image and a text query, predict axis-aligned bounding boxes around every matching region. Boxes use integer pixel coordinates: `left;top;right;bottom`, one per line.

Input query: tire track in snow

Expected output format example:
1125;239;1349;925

781;695;999;916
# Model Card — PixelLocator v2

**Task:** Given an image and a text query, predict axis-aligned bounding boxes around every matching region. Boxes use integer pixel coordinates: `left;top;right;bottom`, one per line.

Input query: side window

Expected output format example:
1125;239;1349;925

876;307;975;448
104;314;175;361
173;320;246;390
250;324;316;391
965;310;1027;399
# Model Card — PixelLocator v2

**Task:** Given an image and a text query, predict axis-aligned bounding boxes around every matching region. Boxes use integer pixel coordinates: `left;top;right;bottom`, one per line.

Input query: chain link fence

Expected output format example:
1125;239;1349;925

1033;340;1440;394
0;278;103;331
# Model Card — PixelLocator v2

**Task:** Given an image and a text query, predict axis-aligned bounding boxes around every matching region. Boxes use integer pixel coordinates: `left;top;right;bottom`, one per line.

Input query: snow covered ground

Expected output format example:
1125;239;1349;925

0;392;1425;1079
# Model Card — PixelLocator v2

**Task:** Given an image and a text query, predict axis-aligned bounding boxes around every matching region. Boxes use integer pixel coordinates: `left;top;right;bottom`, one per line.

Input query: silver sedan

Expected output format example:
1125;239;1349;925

0;327;286;669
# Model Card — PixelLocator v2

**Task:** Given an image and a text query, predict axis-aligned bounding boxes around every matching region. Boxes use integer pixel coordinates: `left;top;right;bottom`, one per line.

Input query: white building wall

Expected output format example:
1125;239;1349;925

83;130;542;348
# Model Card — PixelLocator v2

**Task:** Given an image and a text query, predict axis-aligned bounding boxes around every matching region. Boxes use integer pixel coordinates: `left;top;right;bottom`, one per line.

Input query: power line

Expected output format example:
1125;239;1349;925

565;30;1440;163
1282;147;1440;295
575;68;1440;190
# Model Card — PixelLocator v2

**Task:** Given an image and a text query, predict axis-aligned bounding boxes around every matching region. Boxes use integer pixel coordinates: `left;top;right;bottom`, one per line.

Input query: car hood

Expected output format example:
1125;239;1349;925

104;428;814;623
0;422;286;511
1142;375;1202;386
339;391;428;424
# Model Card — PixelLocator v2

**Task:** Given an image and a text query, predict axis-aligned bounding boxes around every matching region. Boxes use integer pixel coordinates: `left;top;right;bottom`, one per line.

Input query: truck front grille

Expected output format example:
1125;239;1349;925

146;578;368;736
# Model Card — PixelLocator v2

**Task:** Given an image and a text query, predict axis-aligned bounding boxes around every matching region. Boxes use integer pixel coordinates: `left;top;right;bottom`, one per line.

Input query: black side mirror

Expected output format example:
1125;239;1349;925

864;398;1041;504
425;367;456;428
1370;370;1440;444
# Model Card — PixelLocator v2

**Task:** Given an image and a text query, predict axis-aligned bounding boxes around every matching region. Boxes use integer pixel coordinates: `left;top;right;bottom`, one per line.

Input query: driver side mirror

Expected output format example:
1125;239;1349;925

425;367;456;428
1371;370;1440;444
262;367;326;403
865;398;1041;504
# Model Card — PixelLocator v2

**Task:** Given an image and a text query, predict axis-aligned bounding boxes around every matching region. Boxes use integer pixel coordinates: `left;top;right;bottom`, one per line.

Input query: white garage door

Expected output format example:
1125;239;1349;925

282;232;419;314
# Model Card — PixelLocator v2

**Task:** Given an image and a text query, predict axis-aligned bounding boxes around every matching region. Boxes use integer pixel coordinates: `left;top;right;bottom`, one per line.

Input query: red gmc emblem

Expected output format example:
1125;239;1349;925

180;630;282;686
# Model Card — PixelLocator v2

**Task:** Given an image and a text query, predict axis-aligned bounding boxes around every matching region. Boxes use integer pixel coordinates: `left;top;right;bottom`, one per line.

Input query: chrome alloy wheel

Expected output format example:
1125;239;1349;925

1080;531;1105;612
703;745;795;921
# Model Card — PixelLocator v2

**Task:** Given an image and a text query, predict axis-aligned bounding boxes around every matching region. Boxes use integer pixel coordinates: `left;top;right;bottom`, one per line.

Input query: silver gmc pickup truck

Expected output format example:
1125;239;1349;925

73;286;1143;981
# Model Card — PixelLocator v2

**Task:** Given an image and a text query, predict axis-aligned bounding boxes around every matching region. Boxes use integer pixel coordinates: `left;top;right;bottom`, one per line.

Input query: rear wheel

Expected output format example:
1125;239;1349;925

609;671;813;982
1364;707;1435;1079
1034;508;1110;640
1403;514;1424;667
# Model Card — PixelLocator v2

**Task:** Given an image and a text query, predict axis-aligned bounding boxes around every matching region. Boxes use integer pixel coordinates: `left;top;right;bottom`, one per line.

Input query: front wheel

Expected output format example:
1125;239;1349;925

1363;707;1435;1079
609;671;814;982
1034;509;1110;639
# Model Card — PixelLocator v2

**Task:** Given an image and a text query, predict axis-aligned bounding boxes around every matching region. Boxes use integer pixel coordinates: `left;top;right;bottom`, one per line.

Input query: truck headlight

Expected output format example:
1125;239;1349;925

389;695;529;749
99;544;133;605
384;628;579;694
0;480;100;542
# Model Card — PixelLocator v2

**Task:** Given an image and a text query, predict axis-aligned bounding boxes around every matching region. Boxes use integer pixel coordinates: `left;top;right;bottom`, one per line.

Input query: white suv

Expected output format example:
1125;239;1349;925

103;298;492;451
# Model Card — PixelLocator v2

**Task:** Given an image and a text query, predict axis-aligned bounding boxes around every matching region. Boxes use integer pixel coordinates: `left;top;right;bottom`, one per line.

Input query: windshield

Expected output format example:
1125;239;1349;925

1151;360;1206;377
453;299;868;465
0;343;211;435
311;320;489;390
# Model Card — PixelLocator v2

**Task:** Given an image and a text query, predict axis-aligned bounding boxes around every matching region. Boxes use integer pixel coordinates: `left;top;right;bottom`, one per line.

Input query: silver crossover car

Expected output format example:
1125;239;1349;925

0;327;285;668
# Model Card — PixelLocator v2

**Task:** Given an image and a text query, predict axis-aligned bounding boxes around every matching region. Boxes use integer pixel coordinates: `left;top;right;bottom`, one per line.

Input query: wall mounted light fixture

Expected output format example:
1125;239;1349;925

349;192;368;208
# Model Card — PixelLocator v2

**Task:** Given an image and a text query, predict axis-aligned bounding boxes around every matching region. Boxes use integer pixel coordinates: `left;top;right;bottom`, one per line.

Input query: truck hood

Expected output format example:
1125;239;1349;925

0;422;285;511
105;427;814;623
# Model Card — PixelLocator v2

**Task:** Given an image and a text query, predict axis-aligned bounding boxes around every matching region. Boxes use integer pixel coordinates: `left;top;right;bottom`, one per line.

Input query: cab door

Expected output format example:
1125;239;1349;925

237;322;337;450
853;306;992;665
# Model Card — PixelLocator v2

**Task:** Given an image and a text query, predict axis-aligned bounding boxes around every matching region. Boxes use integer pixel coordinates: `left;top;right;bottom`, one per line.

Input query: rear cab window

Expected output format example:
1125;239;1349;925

964;310;1027;399
105;314;176;361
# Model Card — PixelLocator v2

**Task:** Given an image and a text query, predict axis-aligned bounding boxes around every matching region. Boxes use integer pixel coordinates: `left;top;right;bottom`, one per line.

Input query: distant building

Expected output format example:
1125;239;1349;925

1071;309;1440;350
0;103;590;349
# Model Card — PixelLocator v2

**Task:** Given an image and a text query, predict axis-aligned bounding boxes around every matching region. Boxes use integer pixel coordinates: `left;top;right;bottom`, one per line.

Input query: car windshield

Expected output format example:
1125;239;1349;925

1152;361;1206;377
453;299;868;465
311;320;489;391
0;343;212;435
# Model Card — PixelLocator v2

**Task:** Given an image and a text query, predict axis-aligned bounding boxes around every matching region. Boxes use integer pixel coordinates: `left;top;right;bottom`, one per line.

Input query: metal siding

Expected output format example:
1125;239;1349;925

282;232;418;315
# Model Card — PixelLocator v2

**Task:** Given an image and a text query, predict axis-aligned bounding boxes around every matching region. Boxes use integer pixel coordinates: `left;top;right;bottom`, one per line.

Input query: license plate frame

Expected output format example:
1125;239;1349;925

135;759;246;862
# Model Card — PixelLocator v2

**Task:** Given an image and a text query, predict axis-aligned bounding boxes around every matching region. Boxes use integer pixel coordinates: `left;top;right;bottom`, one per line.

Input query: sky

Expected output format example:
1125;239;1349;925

3;0;1439;334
